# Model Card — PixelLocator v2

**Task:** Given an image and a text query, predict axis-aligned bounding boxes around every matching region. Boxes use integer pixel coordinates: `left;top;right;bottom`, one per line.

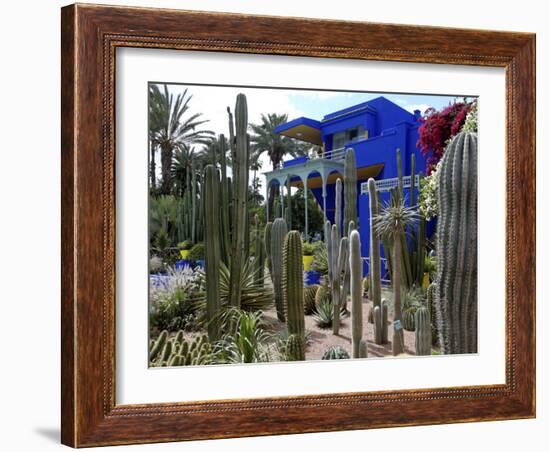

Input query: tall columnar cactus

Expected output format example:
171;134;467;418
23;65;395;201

367;178;381;312
264;222;273;282
435;132;478;354
204;164;221;342
283;231;306;361
415;306;431;356
228;94;249;308
218;134;231;265
330;224;342;335
427;282;438;346
416;172;426;286
271;218;288;322
344;149;358;236
350;230;365;358
373;299;389;345
335;178;343;240
254;214;265;286
191;162;197;244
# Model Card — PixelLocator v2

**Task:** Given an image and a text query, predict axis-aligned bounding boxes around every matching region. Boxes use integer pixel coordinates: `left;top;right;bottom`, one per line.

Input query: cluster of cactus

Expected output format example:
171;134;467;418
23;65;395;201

304;284;320;314
434;132;478;354
202;94;253;314
270;218;288;322
350;230;367;358
176;162;203;244
414;306;431;356
149;331;213;367
322;346;350;360
382;149;427;290
282;231;306;360
372;299;389;345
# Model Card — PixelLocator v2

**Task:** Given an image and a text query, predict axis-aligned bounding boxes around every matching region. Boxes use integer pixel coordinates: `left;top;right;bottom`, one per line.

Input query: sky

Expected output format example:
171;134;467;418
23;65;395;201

153;83;463;193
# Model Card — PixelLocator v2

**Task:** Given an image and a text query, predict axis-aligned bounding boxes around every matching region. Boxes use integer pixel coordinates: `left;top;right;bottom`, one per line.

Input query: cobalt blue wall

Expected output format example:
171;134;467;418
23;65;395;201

277;96;429;276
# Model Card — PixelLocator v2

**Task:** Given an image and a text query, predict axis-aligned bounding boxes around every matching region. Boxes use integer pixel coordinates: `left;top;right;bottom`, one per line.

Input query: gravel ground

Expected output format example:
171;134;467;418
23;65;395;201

262;297;417;360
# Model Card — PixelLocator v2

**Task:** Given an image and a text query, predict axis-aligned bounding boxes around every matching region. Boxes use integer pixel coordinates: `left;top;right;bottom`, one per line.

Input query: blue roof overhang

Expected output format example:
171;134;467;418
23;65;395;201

274;117;322;145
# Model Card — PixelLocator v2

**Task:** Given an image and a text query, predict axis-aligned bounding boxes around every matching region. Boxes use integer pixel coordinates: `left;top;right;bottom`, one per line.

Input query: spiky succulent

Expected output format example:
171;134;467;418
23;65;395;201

312;299;345;329
322;346;350;360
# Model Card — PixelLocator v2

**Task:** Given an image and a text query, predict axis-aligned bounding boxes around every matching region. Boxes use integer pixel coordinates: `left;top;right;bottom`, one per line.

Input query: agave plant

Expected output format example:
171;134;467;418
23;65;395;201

312;299;345;329
194;260;274;330
311;242;328;276
214;309;273;364
374;197;419;355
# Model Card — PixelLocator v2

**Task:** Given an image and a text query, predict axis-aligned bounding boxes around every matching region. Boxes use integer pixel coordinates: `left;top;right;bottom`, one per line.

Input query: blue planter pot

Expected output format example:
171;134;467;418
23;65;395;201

175;259;192;270
304;270;320;286
195;259;205;269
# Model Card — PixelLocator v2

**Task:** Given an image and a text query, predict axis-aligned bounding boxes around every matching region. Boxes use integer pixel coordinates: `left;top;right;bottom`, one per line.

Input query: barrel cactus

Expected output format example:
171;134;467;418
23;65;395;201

304;284;320;314
315;283;331;308
322;346;350;360
402;307;416;331
283;231;305;360
415;307;431;356
435;132;478;354
271;218;288;322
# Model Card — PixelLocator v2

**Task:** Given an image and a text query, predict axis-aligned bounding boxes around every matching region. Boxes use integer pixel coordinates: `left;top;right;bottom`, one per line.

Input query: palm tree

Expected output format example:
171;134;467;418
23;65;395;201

171;145;195;197
374;195;418;356
149;84;213;194
249;113;309;213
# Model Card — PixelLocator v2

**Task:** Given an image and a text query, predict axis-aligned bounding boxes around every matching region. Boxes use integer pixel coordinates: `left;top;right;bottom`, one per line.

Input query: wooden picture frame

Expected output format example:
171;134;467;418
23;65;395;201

61;3;536;447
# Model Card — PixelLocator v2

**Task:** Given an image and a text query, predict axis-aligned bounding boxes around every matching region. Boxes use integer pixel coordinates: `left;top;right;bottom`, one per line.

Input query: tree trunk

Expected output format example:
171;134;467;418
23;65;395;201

150;142;156;190
160;144;172;195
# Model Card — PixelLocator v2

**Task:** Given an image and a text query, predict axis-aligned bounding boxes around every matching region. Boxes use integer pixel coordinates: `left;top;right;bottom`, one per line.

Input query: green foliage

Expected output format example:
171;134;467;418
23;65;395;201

312;242;328;276
312;300;344;329
177;239;193;250
187;242;205;261
214;309;272;364
418;160;441;221
302;241;315;256
321;346;350;360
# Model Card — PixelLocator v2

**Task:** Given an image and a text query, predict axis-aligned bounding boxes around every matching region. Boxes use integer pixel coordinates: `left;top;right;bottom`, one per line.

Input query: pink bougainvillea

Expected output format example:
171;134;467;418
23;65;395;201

416;102;472;174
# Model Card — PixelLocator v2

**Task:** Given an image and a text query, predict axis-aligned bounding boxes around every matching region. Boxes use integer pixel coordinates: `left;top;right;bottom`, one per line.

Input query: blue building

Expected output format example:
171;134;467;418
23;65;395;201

263;96;428;275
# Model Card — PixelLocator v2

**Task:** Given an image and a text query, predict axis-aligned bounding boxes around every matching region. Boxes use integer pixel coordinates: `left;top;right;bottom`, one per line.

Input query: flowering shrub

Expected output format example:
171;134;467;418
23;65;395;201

418;159;441;221
417;101;473;173
462;100;478;133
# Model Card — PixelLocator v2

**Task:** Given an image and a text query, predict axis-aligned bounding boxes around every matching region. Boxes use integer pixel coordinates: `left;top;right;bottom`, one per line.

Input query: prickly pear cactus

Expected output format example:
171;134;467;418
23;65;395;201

435;132;478;354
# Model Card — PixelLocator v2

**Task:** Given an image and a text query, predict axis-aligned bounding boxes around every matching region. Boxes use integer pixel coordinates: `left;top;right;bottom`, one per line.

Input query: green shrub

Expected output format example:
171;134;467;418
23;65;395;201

177;240;193;250
187;242;205;261
302;242;315;256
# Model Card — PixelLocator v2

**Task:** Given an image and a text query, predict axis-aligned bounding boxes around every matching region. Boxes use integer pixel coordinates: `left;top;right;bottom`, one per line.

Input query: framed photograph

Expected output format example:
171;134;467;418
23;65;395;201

61;3;536;447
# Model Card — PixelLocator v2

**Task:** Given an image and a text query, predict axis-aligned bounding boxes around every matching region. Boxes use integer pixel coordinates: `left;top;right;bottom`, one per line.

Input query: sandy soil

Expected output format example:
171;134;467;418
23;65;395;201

262;297;417;360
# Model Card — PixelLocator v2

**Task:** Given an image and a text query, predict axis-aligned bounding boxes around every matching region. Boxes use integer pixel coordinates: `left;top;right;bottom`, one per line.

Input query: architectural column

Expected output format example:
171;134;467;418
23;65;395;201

286;177;292;230
321;171;327;220
265;179;270;223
